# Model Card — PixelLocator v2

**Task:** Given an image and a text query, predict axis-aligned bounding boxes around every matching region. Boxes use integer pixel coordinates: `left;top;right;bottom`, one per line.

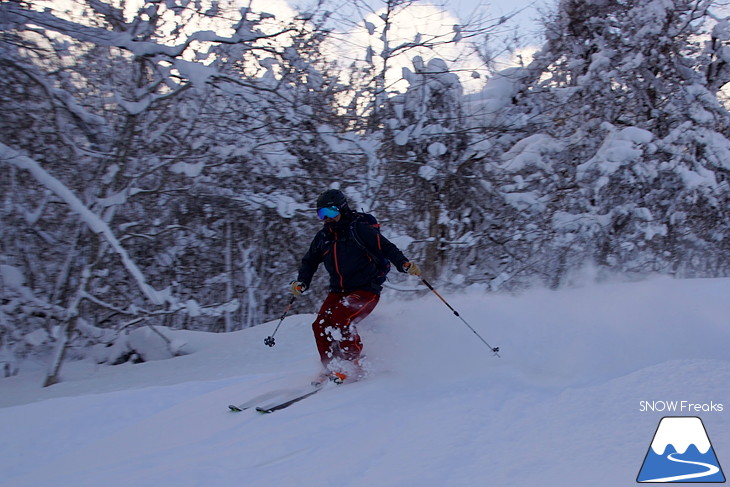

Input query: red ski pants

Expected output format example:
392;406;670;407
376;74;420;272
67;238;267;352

312;290;379;367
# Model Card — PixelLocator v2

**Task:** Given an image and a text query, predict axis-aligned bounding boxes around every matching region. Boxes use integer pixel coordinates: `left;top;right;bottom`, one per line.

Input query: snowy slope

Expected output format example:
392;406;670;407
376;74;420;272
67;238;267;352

1;277;729;487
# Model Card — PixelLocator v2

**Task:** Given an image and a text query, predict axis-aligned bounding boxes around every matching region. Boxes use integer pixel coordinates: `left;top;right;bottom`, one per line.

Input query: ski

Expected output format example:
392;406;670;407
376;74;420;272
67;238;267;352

228;387;312;412
229;373;354;414
255;384;324;414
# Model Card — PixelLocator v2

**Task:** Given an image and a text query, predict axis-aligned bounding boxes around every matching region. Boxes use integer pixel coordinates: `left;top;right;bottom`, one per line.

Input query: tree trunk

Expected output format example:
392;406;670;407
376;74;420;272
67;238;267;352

43;264;91;387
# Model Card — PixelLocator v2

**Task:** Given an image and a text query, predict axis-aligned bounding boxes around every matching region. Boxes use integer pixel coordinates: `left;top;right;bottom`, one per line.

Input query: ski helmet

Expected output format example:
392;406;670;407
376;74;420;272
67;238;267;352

316;189;350;213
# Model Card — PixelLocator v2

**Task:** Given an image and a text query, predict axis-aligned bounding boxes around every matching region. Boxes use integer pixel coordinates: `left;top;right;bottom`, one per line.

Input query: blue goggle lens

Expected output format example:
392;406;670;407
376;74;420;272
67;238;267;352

317;206;340;220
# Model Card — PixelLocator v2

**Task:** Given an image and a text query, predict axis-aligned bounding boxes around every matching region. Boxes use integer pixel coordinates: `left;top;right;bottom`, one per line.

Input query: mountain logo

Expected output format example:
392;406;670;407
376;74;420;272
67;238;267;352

637;416;725;483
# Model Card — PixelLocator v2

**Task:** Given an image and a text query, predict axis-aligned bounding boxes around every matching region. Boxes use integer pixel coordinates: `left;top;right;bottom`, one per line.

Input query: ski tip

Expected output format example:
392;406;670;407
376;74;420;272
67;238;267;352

228;405;243;412
255;407;272;414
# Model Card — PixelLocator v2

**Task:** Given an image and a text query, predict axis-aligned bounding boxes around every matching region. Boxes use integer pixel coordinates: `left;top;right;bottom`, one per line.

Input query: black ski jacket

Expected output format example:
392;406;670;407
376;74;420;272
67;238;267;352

297;213;409;295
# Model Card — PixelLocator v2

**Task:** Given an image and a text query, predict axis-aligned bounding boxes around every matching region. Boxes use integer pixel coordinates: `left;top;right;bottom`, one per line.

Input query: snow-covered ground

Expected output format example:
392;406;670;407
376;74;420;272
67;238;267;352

1;276;729;487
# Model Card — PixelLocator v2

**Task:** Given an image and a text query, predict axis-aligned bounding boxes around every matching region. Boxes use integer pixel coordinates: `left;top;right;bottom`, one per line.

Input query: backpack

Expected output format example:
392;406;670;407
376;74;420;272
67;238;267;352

348;212;391;285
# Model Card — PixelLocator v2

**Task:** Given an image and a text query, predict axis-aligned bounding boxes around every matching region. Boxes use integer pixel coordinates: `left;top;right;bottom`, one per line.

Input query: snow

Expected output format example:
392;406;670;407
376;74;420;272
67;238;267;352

466;67;525;115
2;276;729;487
499;133;560;173
427;141;448;156
0;264;25;289
418;164;438;180
577;125;654;184
650;417;712;455
170;161;206;178
503;191;544;212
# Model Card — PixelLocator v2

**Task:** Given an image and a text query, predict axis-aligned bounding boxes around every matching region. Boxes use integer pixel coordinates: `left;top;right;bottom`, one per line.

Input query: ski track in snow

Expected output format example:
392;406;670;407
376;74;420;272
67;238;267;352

641;453;721;482
1;277;729;487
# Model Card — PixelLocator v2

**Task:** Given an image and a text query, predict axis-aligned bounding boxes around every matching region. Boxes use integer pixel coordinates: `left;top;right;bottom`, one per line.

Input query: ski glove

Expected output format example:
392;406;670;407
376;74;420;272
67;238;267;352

403;262;422;276
290;281;307;296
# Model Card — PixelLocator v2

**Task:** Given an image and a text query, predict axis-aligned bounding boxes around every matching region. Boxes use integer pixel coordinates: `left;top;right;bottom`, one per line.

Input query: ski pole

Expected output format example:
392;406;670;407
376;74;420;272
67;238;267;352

264;296;296;347
420;278;501;357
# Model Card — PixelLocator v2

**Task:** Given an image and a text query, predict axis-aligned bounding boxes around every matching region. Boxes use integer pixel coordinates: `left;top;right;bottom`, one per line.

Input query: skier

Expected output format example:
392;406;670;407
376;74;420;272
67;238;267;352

291;189;421;384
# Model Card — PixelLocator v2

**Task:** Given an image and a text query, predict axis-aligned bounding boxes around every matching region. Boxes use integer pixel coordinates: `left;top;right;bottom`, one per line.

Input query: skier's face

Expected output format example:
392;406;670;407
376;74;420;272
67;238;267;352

323;213;341;224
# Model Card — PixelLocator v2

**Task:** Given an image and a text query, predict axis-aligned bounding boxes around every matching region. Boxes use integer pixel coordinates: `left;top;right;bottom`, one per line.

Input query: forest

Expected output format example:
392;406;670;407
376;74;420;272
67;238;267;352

1;0;729;385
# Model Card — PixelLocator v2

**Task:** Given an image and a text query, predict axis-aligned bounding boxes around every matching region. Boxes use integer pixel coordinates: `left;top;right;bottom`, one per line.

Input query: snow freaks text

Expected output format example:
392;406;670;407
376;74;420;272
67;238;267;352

639;401;724;413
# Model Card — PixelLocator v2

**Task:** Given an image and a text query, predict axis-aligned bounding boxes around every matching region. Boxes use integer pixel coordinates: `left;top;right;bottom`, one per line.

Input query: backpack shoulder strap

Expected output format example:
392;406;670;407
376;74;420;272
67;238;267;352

348;214;370;254
349;214;390;277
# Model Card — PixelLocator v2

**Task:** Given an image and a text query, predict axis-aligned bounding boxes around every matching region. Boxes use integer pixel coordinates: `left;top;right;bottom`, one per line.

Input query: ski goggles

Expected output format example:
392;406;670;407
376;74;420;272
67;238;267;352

317;206;340;220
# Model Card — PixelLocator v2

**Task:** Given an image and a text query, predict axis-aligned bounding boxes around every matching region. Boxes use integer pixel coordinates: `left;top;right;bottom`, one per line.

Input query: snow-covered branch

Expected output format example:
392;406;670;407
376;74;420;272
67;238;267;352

0;143;171;306
0;3;296;61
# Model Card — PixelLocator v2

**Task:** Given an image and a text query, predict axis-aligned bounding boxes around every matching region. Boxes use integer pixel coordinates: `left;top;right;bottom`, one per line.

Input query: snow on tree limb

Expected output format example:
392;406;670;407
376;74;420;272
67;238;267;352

0;143;171;306
0;2;296;60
